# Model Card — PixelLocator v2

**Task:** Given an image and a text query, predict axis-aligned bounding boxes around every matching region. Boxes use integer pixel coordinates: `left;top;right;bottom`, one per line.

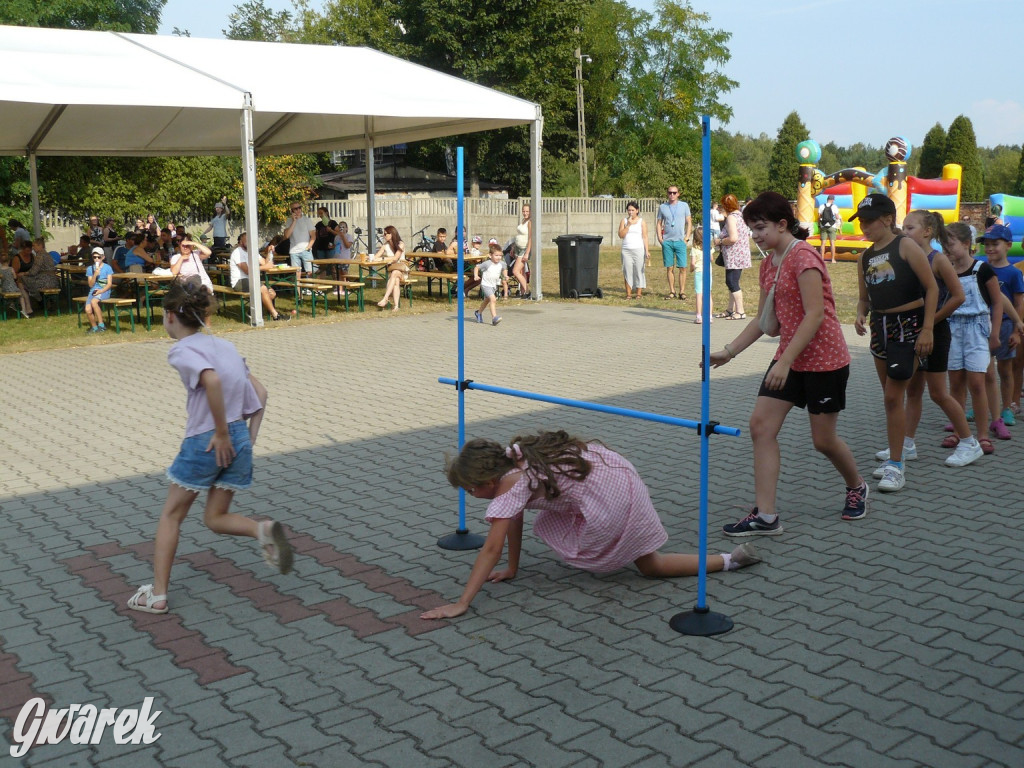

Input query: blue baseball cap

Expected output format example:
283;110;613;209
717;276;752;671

978;224;1013;243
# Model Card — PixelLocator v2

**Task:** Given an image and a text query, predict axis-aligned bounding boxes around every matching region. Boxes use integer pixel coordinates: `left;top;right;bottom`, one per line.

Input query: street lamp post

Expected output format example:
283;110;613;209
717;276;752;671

575;47;591;199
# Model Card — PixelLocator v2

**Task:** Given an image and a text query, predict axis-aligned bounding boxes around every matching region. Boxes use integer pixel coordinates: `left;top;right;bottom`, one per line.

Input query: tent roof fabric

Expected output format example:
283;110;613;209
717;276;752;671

0;25;539;157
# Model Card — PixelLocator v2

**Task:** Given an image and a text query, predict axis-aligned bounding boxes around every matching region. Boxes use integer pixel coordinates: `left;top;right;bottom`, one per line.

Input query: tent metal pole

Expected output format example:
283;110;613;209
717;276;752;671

364;117;376;251
530;109;543;300
241;94;263;327
28;153;41;238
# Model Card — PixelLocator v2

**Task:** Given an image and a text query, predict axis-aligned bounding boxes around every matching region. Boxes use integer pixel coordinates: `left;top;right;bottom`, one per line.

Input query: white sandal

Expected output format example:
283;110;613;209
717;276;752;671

258;520;294;575
127;584;168;614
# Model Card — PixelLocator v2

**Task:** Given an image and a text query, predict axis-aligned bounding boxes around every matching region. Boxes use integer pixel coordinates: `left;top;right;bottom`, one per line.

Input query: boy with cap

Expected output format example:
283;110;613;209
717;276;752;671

978;224;1023;432
84;247;114;333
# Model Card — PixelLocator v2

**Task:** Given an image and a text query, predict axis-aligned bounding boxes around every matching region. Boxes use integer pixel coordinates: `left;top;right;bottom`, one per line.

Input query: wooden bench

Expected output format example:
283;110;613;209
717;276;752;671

2;292;25;320
211;283;249;323
73;297;136;333
40;287;62;317
411;271;484;303
297;279;366;314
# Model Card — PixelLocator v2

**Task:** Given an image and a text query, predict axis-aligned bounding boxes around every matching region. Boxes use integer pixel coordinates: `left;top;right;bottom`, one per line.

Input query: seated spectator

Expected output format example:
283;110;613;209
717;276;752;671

432;227;458;270
70;235;92;262
157;228;175;261
13;239;60;302
112;233;135;272
133;218;146;236
84;247;113;333
0;249;32;318
125;234;157;272
230;233;288;322
169;238;214;293
468;235;483;258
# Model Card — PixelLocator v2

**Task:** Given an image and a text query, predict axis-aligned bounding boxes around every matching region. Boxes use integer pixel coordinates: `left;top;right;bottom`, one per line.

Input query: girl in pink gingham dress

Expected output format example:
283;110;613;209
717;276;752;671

421;431;761;621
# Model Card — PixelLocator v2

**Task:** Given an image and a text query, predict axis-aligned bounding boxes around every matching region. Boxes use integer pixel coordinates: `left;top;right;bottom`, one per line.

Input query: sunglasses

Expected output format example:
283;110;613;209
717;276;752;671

667;191;679;195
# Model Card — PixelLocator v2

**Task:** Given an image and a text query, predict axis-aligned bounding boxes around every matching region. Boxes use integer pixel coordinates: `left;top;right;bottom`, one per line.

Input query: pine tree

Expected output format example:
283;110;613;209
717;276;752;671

765;111;809;197
918;123;946;179
944;115;984;201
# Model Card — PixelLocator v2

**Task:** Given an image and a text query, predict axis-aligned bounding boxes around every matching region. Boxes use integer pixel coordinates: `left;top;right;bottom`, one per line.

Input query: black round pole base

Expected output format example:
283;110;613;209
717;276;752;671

669;605;734;636
438;529;486;550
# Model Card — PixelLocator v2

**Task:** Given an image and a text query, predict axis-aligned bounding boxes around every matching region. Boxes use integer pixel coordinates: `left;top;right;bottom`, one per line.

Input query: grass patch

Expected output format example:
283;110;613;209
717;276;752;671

1;248;864;355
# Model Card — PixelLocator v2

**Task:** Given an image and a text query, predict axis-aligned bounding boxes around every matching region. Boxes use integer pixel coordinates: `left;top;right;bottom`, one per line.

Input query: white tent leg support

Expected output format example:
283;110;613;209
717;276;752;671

365;117;376;251
241;95;263;327
28;153;41;238
530;111;543;300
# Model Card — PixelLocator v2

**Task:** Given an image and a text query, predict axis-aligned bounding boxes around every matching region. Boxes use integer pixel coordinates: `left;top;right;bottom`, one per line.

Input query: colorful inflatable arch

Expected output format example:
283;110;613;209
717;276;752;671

795;137;962;260
990;193;1024;259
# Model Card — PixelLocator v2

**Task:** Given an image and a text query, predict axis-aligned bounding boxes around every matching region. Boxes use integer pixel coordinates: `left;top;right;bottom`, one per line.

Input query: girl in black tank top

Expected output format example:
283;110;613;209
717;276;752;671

853;195;939;491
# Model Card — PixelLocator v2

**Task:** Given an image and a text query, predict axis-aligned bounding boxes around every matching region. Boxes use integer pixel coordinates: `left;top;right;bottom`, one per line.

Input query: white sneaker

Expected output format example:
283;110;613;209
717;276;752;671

874;445;918;461
877;463;905;492
945;439;983;467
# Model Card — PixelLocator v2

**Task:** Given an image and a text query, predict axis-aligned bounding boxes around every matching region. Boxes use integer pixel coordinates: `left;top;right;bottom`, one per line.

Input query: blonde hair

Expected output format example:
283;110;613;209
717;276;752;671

446;430;593;500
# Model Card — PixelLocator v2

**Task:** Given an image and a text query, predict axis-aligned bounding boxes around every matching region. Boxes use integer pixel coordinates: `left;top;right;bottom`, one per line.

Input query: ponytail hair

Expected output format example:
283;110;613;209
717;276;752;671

445;430;593;500
163;276;212;329
907;209;949;252
742;191;809;241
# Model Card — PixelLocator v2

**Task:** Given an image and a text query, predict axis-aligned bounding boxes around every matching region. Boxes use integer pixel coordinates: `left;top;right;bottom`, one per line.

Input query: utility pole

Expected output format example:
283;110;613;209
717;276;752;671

575;46;590;198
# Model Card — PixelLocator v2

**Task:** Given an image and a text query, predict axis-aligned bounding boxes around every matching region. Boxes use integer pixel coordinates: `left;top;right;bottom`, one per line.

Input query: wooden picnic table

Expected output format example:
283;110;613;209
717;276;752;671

109;272;175;330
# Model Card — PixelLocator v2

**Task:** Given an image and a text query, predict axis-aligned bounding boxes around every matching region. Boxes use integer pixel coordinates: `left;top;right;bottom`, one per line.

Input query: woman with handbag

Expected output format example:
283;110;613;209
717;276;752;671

375;225;409;311
712;194;752;319
706;191;866;535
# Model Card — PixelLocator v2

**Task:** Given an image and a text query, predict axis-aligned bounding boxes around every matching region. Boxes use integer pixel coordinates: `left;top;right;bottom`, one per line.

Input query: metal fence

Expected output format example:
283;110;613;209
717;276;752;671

40;197;668;252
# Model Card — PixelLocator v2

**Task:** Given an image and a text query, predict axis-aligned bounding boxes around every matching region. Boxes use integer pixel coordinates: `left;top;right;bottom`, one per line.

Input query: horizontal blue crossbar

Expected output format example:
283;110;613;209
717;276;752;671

438;377;741;437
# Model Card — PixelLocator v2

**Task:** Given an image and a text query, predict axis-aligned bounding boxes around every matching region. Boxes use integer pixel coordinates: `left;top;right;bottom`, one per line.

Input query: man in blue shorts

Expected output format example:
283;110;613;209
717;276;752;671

657;185;692;299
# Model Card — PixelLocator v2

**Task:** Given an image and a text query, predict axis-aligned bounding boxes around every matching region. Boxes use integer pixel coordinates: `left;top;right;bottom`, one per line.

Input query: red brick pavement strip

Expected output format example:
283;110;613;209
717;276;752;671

0;648;52;723
61;544;250;686
177;530;448;638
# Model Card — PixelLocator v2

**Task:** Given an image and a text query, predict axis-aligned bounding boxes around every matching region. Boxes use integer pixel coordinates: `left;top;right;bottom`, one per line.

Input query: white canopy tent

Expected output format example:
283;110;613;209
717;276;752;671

0;25;544;323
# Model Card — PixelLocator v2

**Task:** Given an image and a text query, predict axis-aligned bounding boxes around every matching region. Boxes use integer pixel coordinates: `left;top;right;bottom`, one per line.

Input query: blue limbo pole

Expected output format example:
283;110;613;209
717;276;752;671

438;378;740;437
670;115;734;636
438;147;485;551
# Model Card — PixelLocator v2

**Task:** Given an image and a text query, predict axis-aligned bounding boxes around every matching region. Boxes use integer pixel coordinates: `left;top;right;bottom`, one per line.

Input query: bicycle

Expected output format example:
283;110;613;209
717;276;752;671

411;225;435;253
351;226;385;256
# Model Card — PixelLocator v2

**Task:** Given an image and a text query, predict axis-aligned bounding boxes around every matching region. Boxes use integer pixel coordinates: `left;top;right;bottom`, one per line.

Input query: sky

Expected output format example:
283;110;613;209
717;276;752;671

158;0;1024;150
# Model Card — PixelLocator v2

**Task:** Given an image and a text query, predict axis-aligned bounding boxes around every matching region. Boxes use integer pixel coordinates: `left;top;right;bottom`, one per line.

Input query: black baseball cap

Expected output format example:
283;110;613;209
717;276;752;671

849;193;897;221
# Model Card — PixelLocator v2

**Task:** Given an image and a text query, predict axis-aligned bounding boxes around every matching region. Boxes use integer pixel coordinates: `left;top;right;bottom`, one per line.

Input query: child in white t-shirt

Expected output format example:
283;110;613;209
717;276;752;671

473;243;508;326
689;226;713;323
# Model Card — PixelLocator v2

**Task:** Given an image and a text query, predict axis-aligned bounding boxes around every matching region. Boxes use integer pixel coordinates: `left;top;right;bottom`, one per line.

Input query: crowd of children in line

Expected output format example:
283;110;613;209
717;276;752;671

711;191;1022;540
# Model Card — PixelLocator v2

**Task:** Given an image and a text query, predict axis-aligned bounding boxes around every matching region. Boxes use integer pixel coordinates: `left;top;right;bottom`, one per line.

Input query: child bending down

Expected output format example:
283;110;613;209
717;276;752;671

420;430;761;620
128;277;293;615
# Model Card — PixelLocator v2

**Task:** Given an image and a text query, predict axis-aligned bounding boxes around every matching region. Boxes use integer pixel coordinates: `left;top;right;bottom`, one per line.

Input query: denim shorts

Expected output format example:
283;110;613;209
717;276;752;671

167;420;253;492
994;317;1017;361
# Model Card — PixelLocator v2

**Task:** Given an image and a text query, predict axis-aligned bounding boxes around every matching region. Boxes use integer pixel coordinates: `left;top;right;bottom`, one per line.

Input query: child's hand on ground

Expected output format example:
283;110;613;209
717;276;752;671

420;602;468;620
487;568;516;583
207;431;236;467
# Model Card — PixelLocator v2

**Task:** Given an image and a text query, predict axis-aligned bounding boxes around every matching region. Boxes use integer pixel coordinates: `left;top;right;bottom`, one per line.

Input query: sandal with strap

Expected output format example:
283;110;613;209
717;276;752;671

715;311;733;319
259;520;294;575
979;437;995;455
940;434;960;449
728;312;747;320
127;584;168;614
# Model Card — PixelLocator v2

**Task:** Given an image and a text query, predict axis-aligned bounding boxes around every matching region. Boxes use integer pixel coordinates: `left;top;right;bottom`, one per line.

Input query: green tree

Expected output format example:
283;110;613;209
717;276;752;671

224;0;293;41
596;0;735;191
0;0;166;33
291;0;407;52
765;111;809;197
980;145;1021;197
1016;144;1024;196
944;115;983;201
918;123;946;179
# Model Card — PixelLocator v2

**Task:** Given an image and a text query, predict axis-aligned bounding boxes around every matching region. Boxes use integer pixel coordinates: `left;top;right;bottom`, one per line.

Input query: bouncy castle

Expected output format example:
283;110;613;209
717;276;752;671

797;137;962;260
989;193;1024;259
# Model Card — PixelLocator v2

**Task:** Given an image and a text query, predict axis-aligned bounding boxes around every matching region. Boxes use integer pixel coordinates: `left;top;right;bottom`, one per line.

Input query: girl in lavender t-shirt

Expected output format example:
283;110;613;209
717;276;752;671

128;277;293;615
421;430;762;620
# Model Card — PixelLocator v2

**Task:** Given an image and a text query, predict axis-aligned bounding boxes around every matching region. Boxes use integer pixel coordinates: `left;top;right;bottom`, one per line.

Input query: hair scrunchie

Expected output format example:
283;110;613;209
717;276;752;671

505;443;522;461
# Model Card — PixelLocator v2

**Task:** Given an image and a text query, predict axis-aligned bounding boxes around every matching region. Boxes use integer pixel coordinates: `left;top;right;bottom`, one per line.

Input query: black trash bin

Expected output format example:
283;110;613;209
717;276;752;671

552;234;604;299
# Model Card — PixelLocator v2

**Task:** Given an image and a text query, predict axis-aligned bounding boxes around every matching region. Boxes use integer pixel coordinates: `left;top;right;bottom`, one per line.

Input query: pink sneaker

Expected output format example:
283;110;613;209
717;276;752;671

991;418;1012;440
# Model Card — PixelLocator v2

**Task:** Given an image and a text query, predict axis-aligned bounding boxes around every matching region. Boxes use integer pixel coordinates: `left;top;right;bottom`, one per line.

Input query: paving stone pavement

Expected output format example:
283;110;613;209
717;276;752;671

1;301;1022;767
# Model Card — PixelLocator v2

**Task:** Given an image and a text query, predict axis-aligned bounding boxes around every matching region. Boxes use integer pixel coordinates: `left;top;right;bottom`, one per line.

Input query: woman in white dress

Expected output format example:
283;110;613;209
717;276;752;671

617;201;650;299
